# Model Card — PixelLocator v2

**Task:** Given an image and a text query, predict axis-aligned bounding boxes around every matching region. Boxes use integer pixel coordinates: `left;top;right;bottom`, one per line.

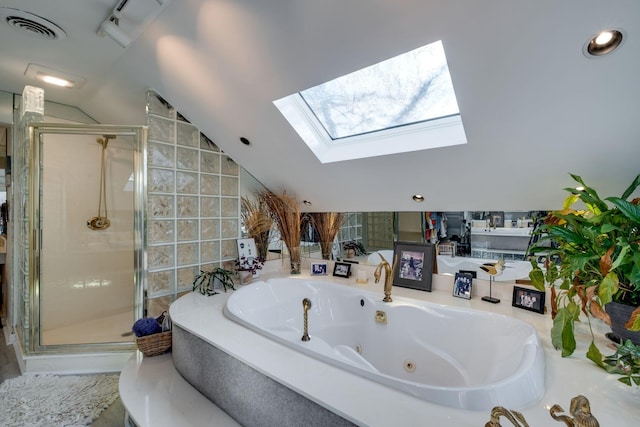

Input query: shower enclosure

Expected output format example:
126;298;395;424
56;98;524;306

19;123;145;354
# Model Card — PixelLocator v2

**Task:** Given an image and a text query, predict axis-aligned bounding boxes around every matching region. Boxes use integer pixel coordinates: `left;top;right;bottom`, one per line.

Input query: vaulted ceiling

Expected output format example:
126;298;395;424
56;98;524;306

1;0;639;212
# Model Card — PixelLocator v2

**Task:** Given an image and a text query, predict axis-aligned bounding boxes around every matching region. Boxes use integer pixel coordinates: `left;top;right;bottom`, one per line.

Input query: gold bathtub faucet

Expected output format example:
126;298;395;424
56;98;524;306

374;252;398;303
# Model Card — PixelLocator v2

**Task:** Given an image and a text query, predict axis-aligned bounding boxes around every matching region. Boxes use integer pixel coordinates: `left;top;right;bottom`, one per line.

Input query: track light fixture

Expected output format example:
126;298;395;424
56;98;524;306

98;15;131;48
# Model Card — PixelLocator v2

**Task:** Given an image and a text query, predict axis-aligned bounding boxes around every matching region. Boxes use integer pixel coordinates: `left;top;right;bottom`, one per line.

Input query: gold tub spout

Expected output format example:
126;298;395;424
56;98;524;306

374;252;397;303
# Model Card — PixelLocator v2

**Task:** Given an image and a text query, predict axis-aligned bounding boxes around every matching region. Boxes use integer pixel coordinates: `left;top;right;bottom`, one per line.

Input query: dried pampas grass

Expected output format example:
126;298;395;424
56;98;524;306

259;190;304;256
309;212;345;260
241;196;272;259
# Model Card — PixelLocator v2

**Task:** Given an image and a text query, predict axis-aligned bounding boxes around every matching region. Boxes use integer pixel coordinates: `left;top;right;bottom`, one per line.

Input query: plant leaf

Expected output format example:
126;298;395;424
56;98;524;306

528;262;546;291
619;173;640;200
598;272;619;305
551;305;577;357
606;196;640;223
563;193;580;210
619;377;632;386
624;306;640;332
599;246;614;276
587;341;605;368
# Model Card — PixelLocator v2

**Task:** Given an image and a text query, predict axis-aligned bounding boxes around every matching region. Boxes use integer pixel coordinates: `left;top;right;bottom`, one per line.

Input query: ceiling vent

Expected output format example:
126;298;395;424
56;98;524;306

0;8;66;40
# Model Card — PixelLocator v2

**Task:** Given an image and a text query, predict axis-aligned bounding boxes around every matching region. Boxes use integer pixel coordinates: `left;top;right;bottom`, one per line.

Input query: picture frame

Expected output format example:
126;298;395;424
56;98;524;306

236;237;260;278
392;241;436;292
332;262;351;278
310;261;328;276
490;211;504;228
512;286;546;314
453;272;473;299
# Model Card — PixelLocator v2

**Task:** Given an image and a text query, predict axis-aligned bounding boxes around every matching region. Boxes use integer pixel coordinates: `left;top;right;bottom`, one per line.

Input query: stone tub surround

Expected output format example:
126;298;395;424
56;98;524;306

169;268;640;426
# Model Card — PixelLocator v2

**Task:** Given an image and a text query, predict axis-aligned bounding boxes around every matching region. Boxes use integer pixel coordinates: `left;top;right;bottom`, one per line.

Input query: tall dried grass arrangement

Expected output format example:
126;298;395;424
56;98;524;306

309;212;345;260
240;196;272;259
259;190;304;273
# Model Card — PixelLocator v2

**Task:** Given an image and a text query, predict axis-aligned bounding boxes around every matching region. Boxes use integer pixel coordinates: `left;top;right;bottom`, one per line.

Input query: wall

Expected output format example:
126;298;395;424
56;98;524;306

145;91;240;316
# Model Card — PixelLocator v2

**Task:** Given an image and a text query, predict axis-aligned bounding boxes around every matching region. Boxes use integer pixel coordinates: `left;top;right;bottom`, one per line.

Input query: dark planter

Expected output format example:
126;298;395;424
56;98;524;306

606;301;640;345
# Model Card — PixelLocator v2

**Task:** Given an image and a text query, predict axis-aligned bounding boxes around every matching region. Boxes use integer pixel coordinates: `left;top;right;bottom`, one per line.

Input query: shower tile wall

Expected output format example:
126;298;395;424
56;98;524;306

146;91;240;315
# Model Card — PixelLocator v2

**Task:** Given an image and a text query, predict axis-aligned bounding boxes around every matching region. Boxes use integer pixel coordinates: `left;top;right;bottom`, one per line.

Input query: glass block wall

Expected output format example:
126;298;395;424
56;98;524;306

145;91;240;316
337;212;363;256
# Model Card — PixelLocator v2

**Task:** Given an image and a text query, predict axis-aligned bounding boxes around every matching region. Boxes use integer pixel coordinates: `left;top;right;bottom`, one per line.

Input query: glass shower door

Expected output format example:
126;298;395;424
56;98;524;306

30;124;145;351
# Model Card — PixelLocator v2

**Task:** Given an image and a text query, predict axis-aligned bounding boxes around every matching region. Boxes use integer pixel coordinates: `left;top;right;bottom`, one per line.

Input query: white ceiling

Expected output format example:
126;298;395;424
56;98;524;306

1;0;639;212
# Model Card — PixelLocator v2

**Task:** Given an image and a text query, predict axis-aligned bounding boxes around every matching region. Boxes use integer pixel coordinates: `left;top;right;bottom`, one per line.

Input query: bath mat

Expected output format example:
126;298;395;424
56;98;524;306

0;373;119;427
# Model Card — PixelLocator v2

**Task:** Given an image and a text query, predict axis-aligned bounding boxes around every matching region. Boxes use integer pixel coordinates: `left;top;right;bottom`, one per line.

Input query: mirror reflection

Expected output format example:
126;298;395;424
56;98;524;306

297;211;548;282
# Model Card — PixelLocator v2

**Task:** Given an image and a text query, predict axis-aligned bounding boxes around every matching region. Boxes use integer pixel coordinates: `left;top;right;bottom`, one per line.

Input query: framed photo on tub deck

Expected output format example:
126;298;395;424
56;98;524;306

310;261;328;276
392;241;436;292
512;286;546;314
453;272;473;299
332;262;351;278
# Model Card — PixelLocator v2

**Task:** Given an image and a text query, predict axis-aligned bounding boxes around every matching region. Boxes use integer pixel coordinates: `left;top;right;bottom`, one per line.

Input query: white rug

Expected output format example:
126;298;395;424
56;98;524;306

0;374;119;427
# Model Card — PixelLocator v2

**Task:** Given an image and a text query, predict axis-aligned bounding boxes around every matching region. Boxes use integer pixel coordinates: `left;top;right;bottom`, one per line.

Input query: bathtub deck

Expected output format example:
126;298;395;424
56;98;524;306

119;352;240;427
167;273;640;426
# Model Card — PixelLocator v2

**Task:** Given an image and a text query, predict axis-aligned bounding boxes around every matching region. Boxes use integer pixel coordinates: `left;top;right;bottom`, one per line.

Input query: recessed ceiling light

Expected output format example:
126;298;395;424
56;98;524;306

412;194;425;202
39;74;73;87
584;29;624;57
576;186;585;192
240;137;251;146
25;63;85;89
303;200;312;206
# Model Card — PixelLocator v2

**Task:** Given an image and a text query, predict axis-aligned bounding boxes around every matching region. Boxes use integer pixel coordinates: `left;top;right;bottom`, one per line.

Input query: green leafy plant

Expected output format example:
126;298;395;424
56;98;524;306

602;339;640;386
193;268;236;296
528;173;640;384
343;240;368;256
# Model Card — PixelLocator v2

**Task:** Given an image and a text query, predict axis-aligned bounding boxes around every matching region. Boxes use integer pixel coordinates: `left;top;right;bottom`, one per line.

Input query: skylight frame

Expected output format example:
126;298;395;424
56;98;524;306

273;40;467;163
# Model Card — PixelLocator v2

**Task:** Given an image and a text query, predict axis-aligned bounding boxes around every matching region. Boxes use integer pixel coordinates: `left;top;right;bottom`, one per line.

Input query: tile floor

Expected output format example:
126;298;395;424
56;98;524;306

0;325;126;426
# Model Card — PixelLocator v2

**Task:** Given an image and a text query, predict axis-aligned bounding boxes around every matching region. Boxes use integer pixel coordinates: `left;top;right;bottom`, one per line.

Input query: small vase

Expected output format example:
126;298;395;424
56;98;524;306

606;301;640;345
239;270;253;284
289;245;301;274
345;248;356;258
320;242;333;260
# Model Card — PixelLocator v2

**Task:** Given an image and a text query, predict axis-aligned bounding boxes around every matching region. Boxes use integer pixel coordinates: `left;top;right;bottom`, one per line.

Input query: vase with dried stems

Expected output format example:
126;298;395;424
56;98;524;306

260;190;304;274
309;212;345;260
240;196;272;260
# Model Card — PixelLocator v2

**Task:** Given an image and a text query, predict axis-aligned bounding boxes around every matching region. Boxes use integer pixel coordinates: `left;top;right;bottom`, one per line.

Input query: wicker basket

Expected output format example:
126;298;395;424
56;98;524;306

135;331;172;357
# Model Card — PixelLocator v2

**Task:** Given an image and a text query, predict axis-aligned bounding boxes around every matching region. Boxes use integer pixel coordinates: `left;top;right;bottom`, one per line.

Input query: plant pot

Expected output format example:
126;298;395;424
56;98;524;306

605;301;640;345
320;241;333;260
345;248;356;258
289;246;301;274
238;270;253;284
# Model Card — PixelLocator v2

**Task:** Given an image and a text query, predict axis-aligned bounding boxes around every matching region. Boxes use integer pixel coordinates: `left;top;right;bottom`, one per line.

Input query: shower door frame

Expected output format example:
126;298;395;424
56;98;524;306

28;123;147;354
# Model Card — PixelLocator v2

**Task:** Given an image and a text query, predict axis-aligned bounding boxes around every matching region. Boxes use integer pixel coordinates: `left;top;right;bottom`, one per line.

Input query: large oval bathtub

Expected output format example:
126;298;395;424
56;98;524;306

224;278;545;411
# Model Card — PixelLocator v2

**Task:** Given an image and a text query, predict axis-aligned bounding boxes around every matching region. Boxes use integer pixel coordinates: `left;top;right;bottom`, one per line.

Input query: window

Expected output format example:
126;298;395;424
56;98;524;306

274;40;467;163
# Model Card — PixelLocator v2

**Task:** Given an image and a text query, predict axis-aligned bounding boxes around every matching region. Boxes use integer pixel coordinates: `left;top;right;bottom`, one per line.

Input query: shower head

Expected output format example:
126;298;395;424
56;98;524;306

96;134;117;148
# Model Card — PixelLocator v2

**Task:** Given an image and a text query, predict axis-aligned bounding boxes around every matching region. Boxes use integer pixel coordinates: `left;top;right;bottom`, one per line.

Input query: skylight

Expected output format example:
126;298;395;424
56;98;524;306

274;40;467;163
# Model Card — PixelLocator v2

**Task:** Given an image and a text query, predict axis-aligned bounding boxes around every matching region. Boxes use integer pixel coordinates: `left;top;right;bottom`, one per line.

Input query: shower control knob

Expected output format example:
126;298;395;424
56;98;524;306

87;216;111;230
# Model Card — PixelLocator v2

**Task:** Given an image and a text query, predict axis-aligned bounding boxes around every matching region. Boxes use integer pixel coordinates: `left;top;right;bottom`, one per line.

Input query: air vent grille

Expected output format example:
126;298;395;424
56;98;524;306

0;8;66;40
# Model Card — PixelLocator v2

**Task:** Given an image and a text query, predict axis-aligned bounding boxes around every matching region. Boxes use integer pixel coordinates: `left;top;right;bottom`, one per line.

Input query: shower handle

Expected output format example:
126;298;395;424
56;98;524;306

301;298;312;342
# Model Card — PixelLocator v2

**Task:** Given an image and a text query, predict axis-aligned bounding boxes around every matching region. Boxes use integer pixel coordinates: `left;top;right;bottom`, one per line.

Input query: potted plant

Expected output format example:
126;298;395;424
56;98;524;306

192;267;236;296
528;173;640;382
235;255;265;284
343;240;367;258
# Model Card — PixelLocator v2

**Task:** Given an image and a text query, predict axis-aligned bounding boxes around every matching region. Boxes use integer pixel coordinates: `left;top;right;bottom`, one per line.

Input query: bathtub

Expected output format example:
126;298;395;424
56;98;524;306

224;278;545;411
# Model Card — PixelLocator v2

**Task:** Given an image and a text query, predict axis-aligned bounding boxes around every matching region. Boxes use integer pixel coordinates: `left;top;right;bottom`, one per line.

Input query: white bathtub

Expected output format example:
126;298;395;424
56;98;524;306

224;278;545;411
